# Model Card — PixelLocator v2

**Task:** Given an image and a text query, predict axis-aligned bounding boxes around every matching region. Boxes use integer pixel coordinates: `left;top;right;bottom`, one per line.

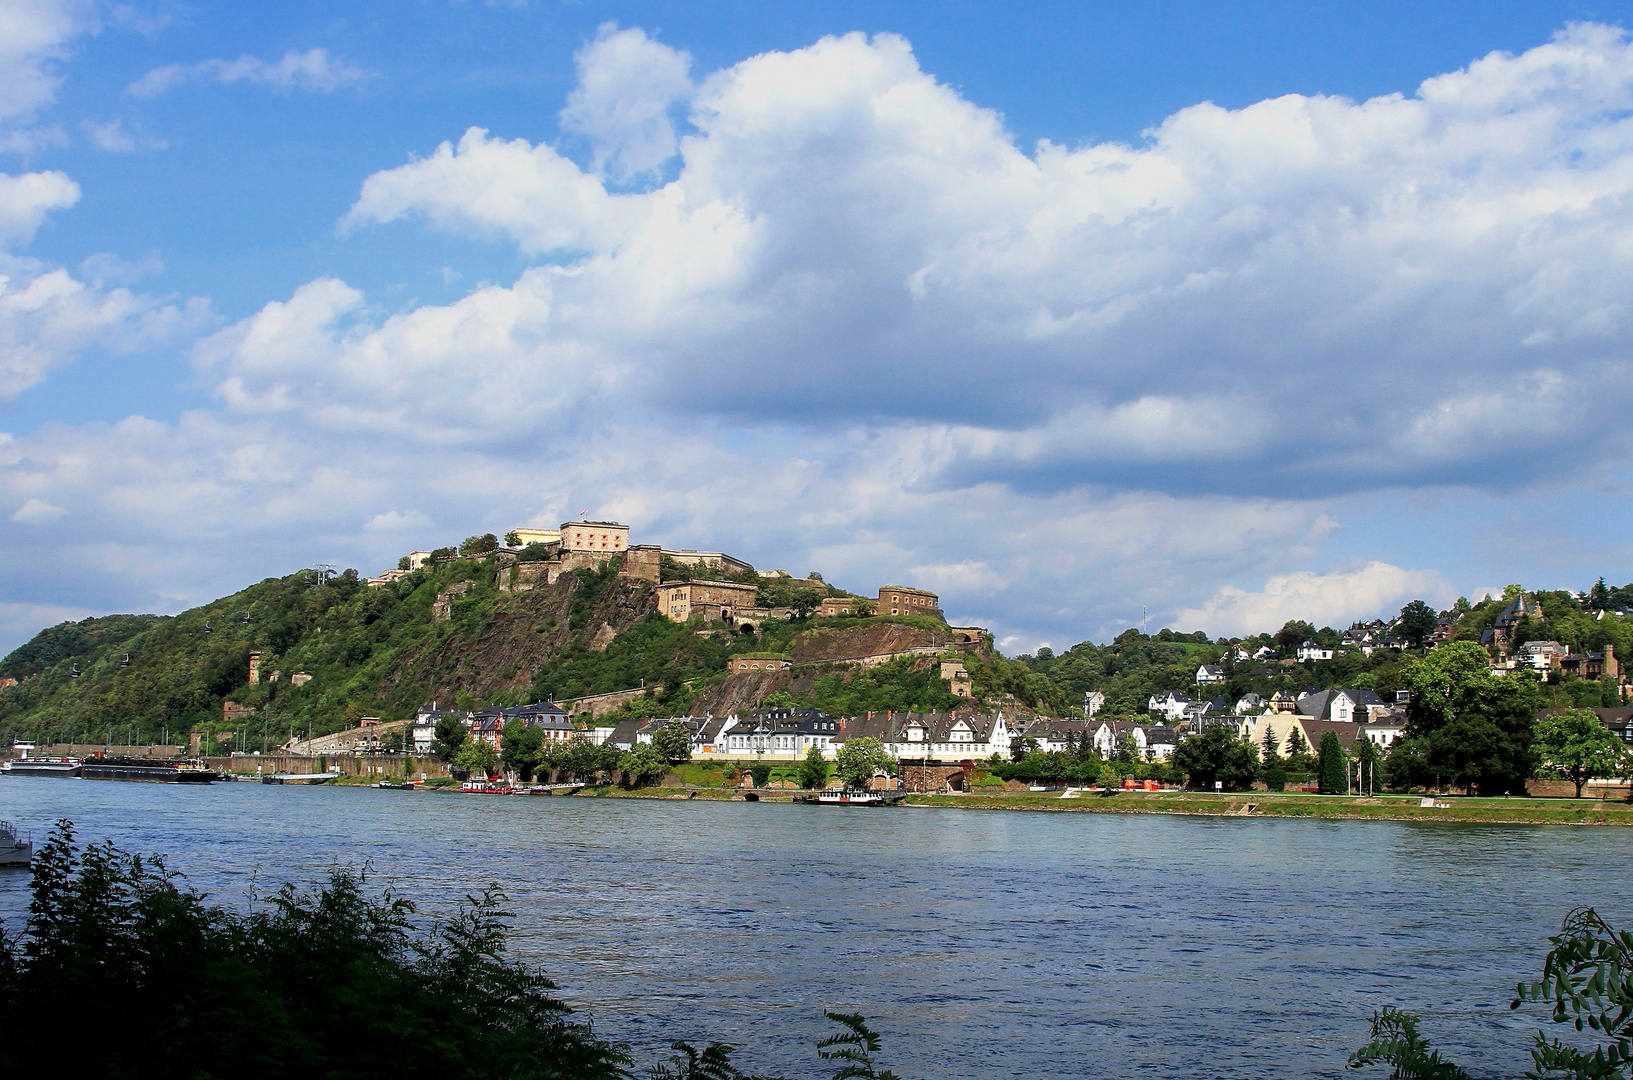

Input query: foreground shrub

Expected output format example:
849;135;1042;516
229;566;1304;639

1350;906;1633;1079
0;821;630;1079
0;821;902;1080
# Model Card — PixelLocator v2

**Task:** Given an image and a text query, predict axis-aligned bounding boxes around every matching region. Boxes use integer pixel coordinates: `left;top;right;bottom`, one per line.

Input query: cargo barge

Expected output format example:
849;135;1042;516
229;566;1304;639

81;757;218;783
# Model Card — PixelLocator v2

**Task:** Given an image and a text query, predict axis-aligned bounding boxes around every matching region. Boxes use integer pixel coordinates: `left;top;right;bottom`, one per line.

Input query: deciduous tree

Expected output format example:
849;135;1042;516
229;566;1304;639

1172;725;1259;791
650;720;693;765
1534;708;1627;798
430;713;468;763
452;739;497;779
500;720;544;781
1396;600;1437;647
834;737;894;790
618;743;667;786
798;746;829;790
1403;641;1537;795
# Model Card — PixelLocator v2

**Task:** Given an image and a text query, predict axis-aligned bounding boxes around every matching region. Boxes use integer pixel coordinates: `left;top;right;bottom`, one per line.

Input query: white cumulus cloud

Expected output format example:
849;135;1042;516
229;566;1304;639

129;48;369;98
0;171;78;247
340;24;1633;499
0;265;213;401
560;23;694;180
1174;562;1454;638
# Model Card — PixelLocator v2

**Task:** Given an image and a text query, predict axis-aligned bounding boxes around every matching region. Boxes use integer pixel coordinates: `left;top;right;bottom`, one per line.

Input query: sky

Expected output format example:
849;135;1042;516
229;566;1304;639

5;0;1633;657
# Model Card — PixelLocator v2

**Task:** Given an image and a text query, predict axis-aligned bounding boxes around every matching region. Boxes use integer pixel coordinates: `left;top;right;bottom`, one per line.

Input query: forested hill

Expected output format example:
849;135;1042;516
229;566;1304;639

0;555;1029;749
0;557;658;747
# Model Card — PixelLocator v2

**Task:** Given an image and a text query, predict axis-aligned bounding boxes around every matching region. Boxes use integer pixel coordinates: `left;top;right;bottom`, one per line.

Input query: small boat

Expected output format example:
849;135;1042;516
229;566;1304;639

2;743;81;778
816;788;886;806
0;821;31;866
460;778;512;794
373;779;414;789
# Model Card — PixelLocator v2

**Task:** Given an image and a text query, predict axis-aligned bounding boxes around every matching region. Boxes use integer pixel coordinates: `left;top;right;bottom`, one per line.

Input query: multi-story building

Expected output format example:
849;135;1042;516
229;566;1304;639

839;710;1014;762
718;708;841;756
877;585;939;617
559;521;629;553
658;579;761;623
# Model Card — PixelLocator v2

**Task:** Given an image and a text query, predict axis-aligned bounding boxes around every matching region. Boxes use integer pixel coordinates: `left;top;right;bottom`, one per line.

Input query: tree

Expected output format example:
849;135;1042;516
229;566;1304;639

1259;726;1280;765
459;533;499;556
649;720;693;765
798;746;829;790
453;739;497;778
1276;620;1317;649
1010;735;1040;762
1317;731;1347;794
557;736;617;781
1284;726;1309;765
834;737;895;790
504;530;521;547
1396;600;1437;647
500;720;544;781
618;743;667;786
430;713;468;763
1403;641;1537;795
1172;725;1259;791
1534;708;1627;798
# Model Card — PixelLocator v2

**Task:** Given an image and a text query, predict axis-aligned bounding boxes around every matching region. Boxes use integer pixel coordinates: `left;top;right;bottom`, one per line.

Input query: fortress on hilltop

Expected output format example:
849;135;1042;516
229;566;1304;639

367;519;980;638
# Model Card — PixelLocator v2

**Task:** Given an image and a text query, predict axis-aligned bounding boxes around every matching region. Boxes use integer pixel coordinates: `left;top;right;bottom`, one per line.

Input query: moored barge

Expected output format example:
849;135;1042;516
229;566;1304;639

81;757;218;783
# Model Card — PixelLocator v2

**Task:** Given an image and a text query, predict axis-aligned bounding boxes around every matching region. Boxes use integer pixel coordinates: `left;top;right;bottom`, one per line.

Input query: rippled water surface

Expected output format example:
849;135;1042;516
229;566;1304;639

0;780;1627;1079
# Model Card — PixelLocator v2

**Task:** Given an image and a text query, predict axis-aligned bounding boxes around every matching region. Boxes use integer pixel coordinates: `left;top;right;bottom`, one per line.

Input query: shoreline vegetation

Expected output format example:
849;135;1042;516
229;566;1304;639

587;784;1633;825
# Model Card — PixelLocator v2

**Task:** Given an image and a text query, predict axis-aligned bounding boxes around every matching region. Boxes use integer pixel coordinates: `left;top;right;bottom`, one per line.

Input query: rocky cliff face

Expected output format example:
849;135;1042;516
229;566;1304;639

788;621;955;663
387;573;658;705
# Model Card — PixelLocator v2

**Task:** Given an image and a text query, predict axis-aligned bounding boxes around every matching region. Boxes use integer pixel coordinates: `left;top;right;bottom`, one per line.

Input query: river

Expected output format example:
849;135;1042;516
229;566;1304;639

0;779;1624;1079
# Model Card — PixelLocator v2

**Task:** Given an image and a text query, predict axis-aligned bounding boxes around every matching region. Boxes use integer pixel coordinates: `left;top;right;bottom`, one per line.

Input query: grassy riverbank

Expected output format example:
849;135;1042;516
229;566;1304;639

334;779;1633;824
573;784;1633;823
900;789;1633;825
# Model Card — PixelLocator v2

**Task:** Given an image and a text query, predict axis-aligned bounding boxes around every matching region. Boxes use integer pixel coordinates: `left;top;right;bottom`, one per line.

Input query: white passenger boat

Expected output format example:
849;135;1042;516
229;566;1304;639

816;788;885;805
2;743;80;778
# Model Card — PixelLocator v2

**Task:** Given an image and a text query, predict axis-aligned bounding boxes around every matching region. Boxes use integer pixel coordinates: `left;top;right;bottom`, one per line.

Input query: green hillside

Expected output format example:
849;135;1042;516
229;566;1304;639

0;555;1030;749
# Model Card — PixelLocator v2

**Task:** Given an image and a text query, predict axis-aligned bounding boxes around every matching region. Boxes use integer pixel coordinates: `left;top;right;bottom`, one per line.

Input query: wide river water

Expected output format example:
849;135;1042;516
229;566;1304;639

0;779;1625;1079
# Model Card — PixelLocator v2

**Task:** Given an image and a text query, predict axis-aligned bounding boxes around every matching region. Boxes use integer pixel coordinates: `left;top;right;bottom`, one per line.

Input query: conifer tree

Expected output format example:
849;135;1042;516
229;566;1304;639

1318;731;1347;794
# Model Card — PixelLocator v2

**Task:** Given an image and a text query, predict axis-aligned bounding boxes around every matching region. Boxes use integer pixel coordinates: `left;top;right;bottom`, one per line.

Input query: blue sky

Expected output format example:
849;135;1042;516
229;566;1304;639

5;0;1633;655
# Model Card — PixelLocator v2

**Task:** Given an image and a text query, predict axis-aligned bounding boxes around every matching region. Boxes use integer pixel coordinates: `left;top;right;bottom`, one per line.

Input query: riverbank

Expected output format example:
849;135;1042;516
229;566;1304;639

580;784;1633;824
899;789;1633;825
